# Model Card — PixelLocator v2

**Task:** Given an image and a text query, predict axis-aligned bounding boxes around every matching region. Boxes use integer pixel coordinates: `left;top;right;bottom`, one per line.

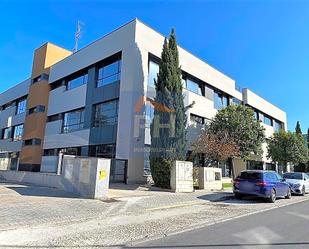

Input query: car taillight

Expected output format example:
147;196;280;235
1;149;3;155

256;181;267;187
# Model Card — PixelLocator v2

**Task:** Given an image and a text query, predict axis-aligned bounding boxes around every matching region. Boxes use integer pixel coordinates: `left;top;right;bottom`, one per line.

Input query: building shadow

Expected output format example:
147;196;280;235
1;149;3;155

1;182;82;199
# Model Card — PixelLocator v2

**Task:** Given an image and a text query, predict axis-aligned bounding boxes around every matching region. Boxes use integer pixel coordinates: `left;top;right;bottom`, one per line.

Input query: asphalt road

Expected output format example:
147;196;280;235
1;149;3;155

132;198;309;249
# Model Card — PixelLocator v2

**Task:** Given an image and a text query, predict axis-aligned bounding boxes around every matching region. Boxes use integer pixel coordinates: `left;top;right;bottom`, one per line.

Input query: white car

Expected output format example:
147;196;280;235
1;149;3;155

283;172;309;195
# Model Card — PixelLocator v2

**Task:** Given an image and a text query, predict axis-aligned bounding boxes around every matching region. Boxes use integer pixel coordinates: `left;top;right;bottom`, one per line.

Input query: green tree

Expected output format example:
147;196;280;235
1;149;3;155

267;130;308;173
295;121;302;135
207;105;265;177
150;29;186;188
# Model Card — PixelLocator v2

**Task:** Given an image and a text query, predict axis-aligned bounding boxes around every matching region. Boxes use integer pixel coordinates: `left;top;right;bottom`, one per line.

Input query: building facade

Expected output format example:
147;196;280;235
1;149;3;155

0;19;287;183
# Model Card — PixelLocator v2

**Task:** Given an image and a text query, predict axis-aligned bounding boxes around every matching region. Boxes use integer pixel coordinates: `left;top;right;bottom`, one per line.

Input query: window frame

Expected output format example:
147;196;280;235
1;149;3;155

93;100;119;128
62;108;85;133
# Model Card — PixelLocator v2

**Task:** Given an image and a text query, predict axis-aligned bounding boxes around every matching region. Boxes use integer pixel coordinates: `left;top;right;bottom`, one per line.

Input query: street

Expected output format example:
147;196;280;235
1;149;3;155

134;198;309;249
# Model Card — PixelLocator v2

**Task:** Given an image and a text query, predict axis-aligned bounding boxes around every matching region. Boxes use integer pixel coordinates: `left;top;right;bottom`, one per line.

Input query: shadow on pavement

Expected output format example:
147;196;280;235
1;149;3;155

197;192;288;205
3;183;81;199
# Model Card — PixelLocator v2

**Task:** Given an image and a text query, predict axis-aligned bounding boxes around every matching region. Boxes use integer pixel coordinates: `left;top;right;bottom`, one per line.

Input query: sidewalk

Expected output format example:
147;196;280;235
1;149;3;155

1;181;308;248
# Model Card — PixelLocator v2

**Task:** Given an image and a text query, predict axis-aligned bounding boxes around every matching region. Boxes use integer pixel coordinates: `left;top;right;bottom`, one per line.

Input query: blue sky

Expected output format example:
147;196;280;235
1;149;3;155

1;0;309;131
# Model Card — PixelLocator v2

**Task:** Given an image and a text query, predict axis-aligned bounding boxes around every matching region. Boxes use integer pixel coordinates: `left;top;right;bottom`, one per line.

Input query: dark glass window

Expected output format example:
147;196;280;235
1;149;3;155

2;127;12;140
214;91;229;110
47;114;62;122
148;60;159;87
63;109;85;133
60;147;82;156
186;78;202;95
13;124;24;141
97;60;121;87
67;73;88;90
44;149;57;156
232;98;242;105
88;144;116;158
28;105;45;115
93;100;118;127
274;120;283;131
23;138;41;146
16;98;27;114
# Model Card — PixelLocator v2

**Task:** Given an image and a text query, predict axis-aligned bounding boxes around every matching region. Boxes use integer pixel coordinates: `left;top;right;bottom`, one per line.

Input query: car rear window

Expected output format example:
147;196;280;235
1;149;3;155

283;173;303;180
239;172;263;180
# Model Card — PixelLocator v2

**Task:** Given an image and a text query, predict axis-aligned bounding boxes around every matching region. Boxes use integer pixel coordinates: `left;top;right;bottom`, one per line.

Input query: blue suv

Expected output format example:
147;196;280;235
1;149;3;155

233;170;291;203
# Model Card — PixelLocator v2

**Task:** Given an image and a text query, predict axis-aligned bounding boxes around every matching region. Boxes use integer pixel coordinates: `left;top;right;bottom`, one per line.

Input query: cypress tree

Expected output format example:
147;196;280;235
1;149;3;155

295;121;302;135
150;29;186;188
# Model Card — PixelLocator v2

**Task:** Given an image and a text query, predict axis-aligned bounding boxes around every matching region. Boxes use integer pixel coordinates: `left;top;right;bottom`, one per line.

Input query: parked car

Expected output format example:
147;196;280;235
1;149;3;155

233;170;291;203
283;172;309;195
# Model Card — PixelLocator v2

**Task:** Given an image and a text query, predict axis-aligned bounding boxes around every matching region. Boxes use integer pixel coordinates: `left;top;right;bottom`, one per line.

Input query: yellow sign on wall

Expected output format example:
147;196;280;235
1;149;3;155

99;169;107;180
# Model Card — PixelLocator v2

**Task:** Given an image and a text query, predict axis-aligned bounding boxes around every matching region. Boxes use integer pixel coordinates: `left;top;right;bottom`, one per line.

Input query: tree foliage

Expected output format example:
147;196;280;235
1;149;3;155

208;105;265;159
295;121;302;135
150;29;186;188
267;129;308;168
192;129;240;166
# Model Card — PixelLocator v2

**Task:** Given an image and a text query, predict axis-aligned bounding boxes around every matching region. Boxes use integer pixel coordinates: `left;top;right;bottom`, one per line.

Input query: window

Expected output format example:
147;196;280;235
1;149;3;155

67;73;88;90
60;147;82;156
28;105;45;115
47;114;61;122
16;98;27;115
186;78;202;95
145;104;154;127
190;114;205;125
32;73;49;84
63;109;85;133
264;115;273;126
93;100;118;127
274;120;283;131
13;124;23;141
148;60;159;87
97;60;121;87
2;102;14;110
214;91;229;110
2;127;12;140
44;149;57;156
88;144;116;158
254;111;259;120
231;98;241;105
23;138;41;146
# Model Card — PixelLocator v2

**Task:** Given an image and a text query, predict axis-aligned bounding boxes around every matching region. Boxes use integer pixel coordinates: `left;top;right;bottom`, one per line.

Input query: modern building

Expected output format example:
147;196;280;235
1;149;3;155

0;19;287;183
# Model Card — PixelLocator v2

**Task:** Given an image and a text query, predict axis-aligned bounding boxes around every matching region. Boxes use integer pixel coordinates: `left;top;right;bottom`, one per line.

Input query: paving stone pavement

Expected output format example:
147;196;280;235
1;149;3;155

1;181;309;248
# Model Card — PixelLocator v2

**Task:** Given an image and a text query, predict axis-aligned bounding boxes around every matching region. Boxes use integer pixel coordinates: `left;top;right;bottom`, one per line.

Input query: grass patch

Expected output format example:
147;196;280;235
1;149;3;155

222;182;232;189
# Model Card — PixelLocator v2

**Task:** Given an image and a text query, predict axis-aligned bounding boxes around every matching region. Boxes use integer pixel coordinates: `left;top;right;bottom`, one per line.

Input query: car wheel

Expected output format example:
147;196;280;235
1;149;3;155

234;193;243;199
268;189;276;203
302;186;306;196
285;188;291;199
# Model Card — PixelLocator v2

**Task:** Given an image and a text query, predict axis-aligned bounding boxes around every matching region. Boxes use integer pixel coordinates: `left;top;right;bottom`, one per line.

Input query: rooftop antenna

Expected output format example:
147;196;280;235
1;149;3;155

73;20;83;53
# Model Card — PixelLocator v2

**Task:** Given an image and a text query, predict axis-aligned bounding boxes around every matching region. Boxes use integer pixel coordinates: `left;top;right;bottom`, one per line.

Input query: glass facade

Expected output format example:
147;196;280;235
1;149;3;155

148;60;159;87
67;73;88;90
97;60;121;87
214;91;229;110
63;109;85;133
13;124;23;141
93;100;118;127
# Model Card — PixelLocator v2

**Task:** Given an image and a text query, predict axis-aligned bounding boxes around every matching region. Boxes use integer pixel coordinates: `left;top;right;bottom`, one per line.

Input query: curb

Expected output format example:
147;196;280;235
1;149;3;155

127;196;309;247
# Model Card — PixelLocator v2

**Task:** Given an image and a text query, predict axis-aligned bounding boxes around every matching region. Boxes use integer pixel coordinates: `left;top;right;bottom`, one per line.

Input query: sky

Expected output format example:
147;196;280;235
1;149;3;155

0;0;309;131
